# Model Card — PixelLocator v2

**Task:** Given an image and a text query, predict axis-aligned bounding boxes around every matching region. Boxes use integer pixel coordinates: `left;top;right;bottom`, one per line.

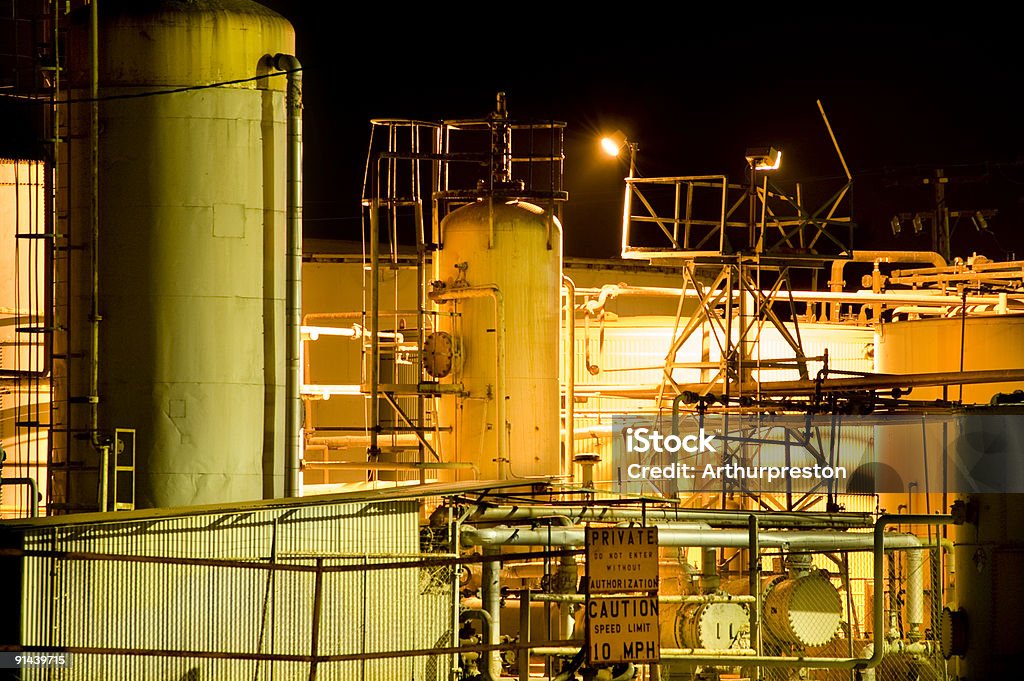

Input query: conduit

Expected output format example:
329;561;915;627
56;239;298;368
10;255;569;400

579;282;1022;312
274;53;302;498
461;526;928;552
468;505;875;529
829;251;946;293
563;275;576;477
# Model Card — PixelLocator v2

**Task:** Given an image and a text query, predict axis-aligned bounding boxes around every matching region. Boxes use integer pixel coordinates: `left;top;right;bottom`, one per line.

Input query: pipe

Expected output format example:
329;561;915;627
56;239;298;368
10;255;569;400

0;477;39;517
469;505;876;529
274;53;303;498
906;545;924;641
577;282;1020;311
860;643;876;681
301;461;474;471
430;285;507;477
459;610;495;681
461;526;930;552
529;593;755;604
563;276;576;479
748;515;760;665
700;547;718;593
307;434;421;448
533;647;758;658
518;589;530;681
574;367;1024;399
481;546;502;679
88;0;109;503
829;250;946;293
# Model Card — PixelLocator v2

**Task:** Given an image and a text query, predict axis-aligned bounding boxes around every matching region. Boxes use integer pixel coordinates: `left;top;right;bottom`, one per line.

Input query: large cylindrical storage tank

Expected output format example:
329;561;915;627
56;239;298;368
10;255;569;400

949;407;1024;678
434;199;562;480
62;0;292;508
876;315;1024;403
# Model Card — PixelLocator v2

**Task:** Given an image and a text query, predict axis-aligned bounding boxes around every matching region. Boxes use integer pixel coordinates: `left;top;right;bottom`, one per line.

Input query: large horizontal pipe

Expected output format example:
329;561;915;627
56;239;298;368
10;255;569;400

461;526;926;551
469;505;875;529
576;282;1020;309
532;646;759;658
830;251;946;293
302;461;473;471
573;367;1024;399
529;593;756;604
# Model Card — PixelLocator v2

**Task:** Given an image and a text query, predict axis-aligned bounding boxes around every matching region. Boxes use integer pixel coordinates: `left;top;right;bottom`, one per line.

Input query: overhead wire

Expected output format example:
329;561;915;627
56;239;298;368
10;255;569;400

0;68;302;104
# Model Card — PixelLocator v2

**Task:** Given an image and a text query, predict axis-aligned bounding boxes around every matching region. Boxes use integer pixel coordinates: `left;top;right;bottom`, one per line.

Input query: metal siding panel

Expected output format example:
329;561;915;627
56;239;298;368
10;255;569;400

11;497;450;680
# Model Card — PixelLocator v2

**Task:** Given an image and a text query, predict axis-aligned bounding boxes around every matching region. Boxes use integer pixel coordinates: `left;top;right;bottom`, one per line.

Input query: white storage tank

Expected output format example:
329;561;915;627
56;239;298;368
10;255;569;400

433;199;562;479
876;315;1024;403
62;0;293;508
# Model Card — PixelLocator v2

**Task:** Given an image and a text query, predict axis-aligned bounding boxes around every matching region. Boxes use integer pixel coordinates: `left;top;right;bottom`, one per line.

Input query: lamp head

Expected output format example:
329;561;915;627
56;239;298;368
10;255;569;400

600;130;628;157
745;146;782;171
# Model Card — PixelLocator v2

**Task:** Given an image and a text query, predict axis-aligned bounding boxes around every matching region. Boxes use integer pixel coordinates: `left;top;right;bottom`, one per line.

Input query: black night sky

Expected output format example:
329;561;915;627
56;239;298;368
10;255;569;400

4;11;1022;261
253;12;1023;261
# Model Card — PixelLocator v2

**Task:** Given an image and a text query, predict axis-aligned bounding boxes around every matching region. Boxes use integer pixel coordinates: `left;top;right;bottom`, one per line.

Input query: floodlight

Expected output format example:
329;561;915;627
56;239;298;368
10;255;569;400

745;146;782;171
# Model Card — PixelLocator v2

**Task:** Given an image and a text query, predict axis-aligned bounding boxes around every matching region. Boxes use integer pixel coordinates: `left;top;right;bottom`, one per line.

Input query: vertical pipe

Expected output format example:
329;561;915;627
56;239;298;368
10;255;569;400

519;589;531;681
495;292;507;479
482;546;502;679
749;514;760;679
562;275;576;478
88;1;111;508
887;552;899;639
369;197;380;459
413;126;426;484
450;507;461;681
906;548;924;641
308;557;323;681
273;55;303;497
88;0;101;449
619;147;635;256
700;547;718;593
98;447;108;511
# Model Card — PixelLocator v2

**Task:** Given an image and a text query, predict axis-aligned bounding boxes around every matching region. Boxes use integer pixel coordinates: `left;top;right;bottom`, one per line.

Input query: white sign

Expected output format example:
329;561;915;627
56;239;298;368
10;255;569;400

587;595;660;664
586;527;659;593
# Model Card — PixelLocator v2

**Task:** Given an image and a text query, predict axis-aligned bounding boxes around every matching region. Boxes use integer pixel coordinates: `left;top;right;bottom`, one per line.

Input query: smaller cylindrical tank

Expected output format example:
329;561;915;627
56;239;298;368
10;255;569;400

675;601;750;650
434;199;562;480
762;572;843;647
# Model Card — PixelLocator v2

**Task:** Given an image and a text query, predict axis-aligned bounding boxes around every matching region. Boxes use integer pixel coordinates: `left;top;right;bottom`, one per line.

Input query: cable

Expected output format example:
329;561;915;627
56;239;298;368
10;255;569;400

0;68;301;104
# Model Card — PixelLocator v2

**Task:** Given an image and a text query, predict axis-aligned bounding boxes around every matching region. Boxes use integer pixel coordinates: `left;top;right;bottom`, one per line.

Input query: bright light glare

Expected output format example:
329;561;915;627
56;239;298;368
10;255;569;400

746;146;783;171
757;150;782;171
601;137;622;157
600;130;628;157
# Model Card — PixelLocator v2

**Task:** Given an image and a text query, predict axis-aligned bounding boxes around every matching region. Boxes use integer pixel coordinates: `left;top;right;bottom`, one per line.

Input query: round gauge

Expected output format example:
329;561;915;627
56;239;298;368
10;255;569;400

423;332;454;379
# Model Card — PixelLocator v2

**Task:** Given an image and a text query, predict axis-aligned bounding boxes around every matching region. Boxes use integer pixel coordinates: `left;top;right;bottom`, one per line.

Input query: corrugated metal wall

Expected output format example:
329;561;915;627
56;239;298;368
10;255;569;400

571;317;875;489
10;498;453;680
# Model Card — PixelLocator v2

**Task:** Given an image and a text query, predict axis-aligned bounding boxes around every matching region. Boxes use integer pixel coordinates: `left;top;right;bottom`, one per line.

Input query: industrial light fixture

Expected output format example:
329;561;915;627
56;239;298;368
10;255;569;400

600;130;638;180
890;216;902;235
745;146;782;171
973;211;989;231
912;215;924;235
600;130;628;157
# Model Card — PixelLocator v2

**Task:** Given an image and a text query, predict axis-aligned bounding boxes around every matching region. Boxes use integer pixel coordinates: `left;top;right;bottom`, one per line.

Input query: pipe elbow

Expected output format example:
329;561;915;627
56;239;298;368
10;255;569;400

272;53;302;72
